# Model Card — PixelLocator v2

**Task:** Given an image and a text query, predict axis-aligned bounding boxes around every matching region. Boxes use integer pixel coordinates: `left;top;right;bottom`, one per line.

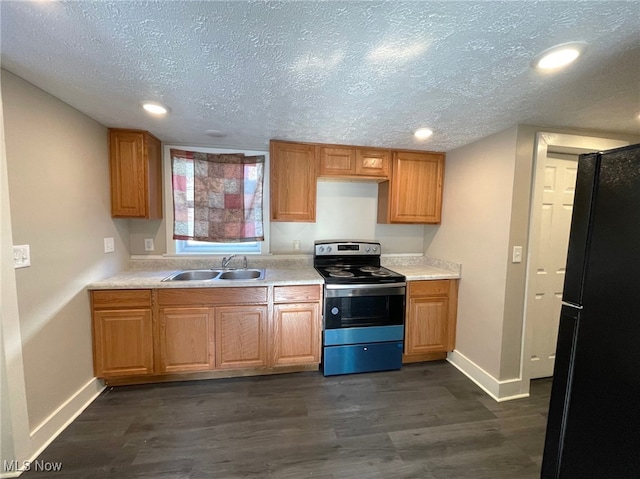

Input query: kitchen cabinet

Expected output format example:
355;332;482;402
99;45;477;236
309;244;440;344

272;285;322;366
109;128;162;219
378;150;444;224
91;290;154;378
318;145;390;180
270;140;317;222
215;305;268;369
404;280;458;363
91;283;322;384
157;307;215;373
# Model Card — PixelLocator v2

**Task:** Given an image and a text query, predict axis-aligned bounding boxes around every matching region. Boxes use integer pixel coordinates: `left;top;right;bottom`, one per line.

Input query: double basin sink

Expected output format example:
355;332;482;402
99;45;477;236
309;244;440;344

162;268;265;282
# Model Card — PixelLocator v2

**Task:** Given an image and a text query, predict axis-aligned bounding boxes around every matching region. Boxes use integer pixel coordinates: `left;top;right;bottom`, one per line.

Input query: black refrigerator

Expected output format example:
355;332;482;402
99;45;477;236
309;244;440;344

541;143;640;478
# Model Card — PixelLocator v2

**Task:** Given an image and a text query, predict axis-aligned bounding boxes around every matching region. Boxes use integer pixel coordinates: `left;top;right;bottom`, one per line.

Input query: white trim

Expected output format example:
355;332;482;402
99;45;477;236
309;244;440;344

447;350;529;402
28;378;104;463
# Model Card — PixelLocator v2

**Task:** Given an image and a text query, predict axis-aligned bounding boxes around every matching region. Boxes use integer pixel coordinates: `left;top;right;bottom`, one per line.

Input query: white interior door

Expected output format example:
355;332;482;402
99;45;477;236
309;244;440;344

529;153;577;379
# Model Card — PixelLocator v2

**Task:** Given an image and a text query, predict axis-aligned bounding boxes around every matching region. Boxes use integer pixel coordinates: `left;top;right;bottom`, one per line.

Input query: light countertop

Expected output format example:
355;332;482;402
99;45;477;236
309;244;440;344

87;262;460;290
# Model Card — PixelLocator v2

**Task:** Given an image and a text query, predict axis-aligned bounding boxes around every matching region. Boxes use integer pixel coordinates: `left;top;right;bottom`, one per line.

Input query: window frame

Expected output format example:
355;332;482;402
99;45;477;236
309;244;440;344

163;144;270;256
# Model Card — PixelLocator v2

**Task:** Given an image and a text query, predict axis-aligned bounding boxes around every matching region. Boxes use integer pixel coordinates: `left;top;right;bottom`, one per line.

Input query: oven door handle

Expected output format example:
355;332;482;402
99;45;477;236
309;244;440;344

325;284;406;298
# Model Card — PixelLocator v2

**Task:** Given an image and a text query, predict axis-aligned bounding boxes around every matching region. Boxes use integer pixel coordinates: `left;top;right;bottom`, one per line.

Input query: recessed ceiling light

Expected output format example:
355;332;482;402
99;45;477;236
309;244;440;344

141;101;169;115
533;42;587;71
205;129;227;138
414;128;433;140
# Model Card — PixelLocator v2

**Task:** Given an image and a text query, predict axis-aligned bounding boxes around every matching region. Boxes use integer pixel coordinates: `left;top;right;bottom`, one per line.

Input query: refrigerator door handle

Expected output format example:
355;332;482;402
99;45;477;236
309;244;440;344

561;301;583;310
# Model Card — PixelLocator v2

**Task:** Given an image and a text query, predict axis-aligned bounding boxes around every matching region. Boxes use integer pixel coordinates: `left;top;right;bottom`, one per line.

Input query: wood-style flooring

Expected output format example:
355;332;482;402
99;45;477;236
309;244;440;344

22;361;552;478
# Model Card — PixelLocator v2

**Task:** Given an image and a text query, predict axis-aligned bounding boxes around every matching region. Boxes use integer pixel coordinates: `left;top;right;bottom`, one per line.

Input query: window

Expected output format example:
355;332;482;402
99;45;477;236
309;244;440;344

163;145;270;255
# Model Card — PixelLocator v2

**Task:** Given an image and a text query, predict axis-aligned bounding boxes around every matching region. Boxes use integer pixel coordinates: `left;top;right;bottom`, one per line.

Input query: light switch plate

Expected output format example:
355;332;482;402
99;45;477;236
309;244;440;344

512;245;523;263
13;244;31;268
104;237;115;253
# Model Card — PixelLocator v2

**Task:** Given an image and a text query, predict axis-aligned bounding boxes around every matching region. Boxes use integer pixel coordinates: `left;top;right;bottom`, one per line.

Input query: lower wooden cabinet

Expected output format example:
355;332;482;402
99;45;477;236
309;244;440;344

272;303;320;366
158;307;215;373
215;305;268;369
91;285;322;382
404;280;458;363
91;290;154;378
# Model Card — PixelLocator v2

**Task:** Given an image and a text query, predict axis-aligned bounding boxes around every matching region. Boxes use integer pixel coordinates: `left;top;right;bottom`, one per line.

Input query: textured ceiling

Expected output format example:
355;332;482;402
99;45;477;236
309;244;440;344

1;1;639;151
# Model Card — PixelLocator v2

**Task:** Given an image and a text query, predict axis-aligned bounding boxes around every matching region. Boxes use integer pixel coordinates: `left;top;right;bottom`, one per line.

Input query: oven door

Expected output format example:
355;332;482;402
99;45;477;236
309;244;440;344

324;284;405;330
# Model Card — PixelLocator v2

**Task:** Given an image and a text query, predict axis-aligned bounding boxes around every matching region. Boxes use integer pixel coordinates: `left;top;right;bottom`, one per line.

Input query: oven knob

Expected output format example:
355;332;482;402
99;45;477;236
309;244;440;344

331;307;339;315
365;247;370;252
326;246;332;252
372;247;378;252
319;246;324;253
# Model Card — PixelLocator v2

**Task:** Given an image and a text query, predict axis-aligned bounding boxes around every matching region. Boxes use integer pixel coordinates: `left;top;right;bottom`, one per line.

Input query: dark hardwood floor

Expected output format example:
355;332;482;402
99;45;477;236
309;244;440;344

23;361;551;478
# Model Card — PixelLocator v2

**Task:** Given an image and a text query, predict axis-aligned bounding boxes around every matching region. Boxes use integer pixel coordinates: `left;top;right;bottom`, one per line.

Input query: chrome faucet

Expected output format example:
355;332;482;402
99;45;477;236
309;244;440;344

221;254;236;269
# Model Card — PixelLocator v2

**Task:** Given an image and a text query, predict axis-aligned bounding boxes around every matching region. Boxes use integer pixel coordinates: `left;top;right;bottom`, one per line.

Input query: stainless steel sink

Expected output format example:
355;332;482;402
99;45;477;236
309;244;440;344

162;268;265;282
219;269;264;280
162;270;221;281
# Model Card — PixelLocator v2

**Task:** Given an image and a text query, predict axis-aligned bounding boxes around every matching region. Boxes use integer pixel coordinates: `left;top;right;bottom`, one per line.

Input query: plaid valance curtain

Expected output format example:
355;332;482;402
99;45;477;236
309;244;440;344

171;149;264;242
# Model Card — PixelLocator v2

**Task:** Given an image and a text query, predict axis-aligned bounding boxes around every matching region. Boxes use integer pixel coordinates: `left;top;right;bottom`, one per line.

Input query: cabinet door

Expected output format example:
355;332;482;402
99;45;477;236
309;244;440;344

93;309;153;377
379;151;444;224
272;303;321;366
109;129;161;219
158;307;215;373
215;305;268;369
356;149;390;178
270;141;317;222
319;146;356;176
405;295;450;355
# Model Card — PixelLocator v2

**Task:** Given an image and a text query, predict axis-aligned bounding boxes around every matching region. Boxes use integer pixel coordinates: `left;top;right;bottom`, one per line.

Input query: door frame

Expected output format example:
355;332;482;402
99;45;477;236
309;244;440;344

521;133;628;387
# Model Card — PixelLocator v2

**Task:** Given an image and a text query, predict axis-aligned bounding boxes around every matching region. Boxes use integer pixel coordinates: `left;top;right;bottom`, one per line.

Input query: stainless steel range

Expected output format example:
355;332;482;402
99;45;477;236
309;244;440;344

314;240;406;376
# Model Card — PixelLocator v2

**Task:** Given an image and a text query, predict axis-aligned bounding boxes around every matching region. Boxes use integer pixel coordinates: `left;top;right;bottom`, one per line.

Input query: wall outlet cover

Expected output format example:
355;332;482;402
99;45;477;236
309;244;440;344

104;237;115;253
13;244;31;268
144;238;155;251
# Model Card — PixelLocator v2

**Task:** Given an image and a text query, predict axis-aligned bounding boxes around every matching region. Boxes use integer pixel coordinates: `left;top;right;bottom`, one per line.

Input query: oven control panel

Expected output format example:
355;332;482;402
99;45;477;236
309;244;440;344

314;241;380;256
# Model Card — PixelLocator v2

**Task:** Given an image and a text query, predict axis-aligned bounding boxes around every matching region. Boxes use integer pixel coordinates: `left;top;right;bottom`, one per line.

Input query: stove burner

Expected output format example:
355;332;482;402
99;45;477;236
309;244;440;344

325;267;344;273
371;270;392;277
360;266;381;272
329;270;355;278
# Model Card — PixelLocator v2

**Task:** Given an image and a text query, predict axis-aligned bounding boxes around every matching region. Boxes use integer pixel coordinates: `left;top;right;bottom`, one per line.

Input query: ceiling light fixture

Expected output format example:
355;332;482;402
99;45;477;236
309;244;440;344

414;128;433;140
533;42;587;71
141;101;169;115
205;129;227;138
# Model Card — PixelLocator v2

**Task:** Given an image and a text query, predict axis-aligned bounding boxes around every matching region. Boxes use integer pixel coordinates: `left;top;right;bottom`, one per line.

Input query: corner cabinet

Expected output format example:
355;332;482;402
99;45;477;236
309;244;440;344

91;290;154;378
109;129;162;219
404;280;458;363
378;151;444;224
270;140;317;222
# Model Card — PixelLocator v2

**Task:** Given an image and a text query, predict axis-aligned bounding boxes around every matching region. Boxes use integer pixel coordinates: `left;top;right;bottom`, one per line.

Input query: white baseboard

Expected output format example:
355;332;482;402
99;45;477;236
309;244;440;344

447;350;529;402
28;377;104;463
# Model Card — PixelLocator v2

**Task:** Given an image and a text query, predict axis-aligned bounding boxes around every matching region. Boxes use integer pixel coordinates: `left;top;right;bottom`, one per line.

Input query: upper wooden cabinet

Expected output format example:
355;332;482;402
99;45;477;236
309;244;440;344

109;129;162;219
318;145;390;180
378;151;444;224
270;140;317;222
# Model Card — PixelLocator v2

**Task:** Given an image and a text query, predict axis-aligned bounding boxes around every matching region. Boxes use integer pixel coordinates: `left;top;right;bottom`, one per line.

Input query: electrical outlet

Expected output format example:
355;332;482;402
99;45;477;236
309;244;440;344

13;245;31;268
512;245;523;263
144;238;155;251
104;237;115;253
293;240;301;252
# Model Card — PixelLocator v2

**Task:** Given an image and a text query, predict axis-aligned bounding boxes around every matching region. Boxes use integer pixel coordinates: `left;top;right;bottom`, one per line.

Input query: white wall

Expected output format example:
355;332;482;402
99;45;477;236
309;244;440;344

1;70;130;460
271;181;425;254
424;126;519;384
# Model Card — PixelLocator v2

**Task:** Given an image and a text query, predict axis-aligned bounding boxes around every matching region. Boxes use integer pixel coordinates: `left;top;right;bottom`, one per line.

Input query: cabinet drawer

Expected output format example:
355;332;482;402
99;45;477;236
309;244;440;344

158;287;268;306
92;290;152;309
273;285;321;303
408;280;450;296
